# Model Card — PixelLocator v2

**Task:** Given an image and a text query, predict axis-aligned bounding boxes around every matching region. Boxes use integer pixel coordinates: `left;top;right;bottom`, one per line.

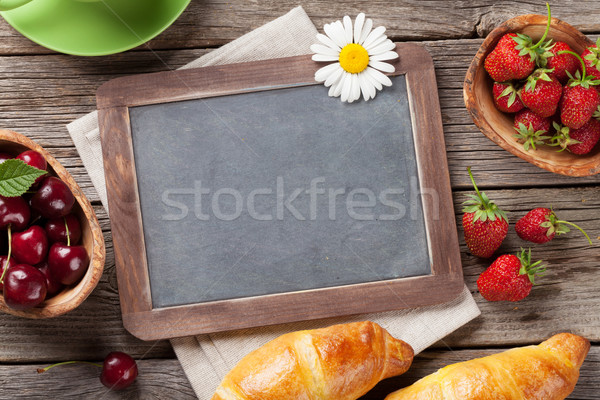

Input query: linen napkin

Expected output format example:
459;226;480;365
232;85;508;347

67;6;480;399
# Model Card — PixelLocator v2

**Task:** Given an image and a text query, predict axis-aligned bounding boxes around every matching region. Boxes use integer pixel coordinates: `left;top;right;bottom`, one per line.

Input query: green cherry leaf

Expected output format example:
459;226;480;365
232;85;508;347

0;159;46;197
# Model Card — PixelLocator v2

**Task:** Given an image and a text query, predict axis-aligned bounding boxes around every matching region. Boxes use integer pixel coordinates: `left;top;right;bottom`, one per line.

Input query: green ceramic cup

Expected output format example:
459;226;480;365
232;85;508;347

0;0;97;11
0;0;191;55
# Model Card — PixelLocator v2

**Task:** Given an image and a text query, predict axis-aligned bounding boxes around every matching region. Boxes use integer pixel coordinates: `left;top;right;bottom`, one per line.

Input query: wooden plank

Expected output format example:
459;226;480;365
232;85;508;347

3;41;600;197
0;346;596;399
0;185;598;361
2;0;600;55
444;186;600;348
0;359;196;399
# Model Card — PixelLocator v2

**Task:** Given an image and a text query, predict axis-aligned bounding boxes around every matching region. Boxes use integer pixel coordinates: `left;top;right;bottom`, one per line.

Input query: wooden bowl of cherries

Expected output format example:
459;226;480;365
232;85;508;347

0;129;105;318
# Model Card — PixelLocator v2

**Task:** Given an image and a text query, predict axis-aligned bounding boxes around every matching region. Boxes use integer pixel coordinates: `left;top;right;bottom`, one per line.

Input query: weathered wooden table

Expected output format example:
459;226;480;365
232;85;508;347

0;2;598;398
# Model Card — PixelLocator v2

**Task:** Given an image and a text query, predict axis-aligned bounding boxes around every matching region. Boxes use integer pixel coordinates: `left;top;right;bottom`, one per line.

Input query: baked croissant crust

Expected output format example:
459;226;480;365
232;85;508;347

211;321;414;400
385;333;589;400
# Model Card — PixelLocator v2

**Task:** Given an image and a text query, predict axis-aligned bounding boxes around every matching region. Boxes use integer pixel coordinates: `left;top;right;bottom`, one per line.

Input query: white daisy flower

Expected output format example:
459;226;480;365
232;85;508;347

311;13;398;103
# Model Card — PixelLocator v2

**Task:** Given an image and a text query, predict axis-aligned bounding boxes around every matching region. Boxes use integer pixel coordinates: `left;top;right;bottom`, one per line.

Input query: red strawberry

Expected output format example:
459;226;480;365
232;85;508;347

515;207;592;244
582;38;600;80
568;117;600;154
560;84;599;129
492;82;524;113
462;168;508;258
520;68;563;117
513;109;551;150
477;248;545;302
557;49;600;129
544;41;580;84
484;4;552;82
551;118;600;155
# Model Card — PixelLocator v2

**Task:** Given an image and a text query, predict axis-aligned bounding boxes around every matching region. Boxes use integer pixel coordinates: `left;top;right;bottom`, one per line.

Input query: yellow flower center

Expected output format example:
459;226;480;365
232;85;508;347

338;43;369;74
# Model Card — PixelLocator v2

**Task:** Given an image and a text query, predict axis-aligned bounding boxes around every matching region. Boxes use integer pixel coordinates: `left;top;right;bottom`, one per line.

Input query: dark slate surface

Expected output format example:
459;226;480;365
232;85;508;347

129;76;431;308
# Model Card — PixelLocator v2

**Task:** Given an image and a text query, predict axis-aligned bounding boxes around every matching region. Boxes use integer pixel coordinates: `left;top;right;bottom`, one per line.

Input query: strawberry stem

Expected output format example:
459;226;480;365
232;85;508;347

467;166;483;201
0;224;11;284
530;3;551;50
556;220;593;245
37;360;103;374
558;50;586;81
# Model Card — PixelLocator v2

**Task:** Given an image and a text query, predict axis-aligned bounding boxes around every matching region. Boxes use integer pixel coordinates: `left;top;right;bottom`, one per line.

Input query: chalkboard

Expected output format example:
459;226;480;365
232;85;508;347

97;44;464;340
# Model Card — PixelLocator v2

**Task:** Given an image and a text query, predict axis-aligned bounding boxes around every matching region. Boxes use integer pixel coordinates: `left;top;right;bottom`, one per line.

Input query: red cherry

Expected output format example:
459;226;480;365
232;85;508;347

2;264;47;310
0;195;31;231
100;352;138;390
0;255;17;291
0;153;12;164
30;177;75;219
16;150;47;185
47;243;89;285
35;261;64;296
12;225;49;265
45;214;81;245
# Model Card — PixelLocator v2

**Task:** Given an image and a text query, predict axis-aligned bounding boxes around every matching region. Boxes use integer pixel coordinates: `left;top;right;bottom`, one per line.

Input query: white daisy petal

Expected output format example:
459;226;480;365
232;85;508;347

315;63;341;82
358;73;371;101
367;40;397;56
328;84;337;97
312;53;339;62
368;75;377;98
350;74;361;103
324;21;346;48
362;26;386;49
363;69;382;91
364;35;389;53
343;16;353;45
324;66;344;87
358;18;373;44
366;66;393;87
316;33;341;51
333;72;349;97
311;43;340;57
353;13;365;43
341;73;352;102
370;51;399;61
369;60;395;73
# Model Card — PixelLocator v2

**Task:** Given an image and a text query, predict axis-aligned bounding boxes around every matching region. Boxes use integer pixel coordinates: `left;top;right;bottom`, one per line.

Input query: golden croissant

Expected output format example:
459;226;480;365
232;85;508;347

211;321;414;400
385;333;589;400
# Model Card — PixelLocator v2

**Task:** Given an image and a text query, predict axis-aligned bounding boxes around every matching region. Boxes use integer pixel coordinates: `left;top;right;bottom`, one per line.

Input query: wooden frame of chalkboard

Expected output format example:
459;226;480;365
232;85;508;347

97;43;463;341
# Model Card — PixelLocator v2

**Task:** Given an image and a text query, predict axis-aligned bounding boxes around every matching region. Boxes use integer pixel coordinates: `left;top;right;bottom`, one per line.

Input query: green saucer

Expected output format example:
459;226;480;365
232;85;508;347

0;0;191;56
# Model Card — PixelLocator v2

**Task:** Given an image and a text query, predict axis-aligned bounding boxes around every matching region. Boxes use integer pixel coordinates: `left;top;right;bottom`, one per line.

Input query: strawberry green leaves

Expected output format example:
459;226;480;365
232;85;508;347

517;247;546;285
0;159;46;197
462;167;508;223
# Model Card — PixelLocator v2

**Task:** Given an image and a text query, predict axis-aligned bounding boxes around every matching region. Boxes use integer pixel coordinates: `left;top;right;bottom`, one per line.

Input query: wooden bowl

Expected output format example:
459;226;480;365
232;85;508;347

464;14;600;176
0;129;105;318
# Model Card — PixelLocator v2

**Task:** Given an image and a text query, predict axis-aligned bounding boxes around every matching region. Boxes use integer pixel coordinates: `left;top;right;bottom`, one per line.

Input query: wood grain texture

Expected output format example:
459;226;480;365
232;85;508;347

2;1;600;54
0;346;596;399
98;44;463;340
0;186;597;361
0;1;599;396
3;41;600;199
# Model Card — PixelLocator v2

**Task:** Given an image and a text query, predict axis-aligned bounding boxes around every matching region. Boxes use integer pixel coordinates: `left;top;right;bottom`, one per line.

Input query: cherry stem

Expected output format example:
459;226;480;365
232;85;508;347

467;167;483;202
558;50;586;81
557;220;593;245
0;224;11;284
64;217;71;247
37;360;102;374
530;3;551;50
